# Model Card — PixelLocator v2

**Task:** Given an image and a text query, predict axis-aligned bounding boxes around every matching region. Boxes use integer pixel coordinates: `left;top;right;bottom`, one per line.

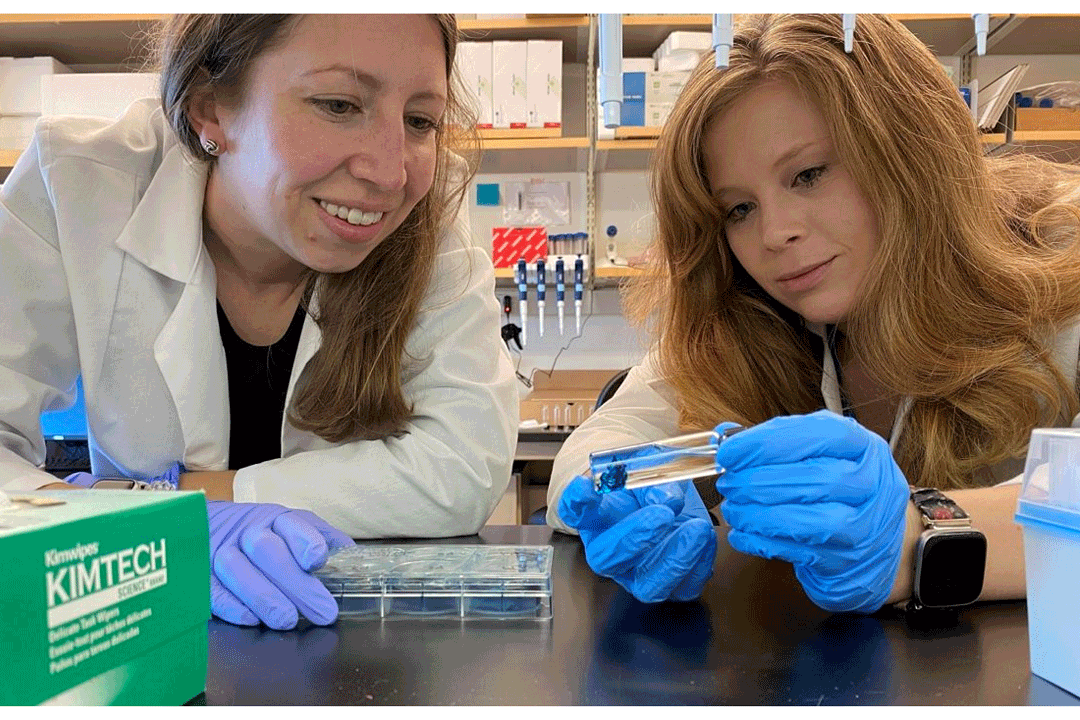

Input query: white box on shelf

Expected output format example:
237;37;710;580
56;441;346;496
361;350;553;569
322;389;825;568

0;114;40;150
526;40;562;129
1015;427;1080;699
658;31;712;55
0;56;72;115
646;71;692;106
492;41;527;129
456;42;493;128
622;57;654;73
657;50;702;72
41;73;159;119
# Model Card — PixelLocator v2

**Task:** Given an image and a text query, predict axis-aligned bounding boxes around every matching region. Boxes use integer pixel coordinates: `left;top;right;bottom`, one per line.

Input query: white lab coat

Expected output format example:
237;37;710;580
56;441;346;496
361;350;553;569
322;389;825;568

546;320;1080;534
0;99;519;539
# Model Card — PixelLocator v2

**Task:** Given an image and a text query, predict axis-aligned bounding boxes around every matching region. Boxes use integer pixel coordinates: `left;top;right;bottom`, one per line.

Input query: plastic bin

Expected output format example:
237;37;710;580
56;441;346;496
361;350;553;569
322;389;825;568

1015;427;1080;700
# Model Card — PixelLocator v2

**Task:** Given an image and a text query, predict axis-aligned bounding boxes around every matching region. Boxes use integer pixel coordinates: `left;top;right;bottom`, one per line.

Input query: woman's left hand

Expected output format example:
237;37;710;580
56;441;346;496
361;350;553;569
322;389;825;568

714;409;909;614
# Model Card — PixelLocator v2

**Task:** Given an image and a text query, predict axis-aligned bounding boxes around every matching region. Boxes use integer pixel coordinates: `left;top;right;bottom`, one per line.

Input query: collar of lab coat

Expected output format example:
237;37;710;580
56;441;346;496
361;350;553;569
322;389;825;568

114;143;210;285
112;142;326;464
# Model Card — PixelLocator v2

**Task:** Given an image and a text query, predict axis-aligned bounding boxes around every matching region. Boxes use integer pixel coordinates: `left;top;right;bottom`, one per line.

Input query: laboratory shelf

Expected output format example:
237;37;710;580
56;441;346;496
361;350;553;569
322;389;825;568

989;14;1080;55
0;14;162;67
459;15;590;63
480;136;589;150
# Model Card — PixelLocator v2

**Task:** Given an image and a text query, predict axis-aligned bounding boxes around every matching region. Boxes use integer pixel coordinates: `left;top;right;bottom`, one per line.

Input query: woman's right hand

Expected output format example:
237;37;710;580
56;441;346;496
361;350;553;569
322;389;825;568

557;475;717;603
207;500;355;630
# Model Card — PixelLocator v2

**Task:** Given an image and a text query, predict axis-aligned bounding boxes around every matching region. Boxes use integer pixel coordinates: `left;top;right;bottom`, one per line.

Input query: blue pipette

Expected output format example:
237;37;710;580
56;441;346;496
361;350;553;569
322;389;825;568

517;258;528;347
573;257;584;335
537;258;546;338
555;258;565;336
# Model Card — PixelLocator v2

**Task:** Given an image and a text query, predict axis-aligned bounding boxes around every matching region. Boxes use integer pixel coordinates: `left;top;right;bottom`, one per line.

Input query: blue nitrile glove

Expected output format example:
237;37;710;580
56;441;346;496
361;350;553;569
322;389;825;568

65;461;185;490
714;409;909;614
558;474;717;603
207;500;355;630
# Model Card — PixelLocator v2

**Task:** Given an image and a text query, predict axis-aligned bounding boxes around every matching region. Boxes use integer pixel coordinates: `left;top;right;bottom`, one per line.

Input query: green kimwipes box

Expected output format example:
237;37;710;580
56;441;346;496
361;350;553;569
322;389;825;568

0;490;210;705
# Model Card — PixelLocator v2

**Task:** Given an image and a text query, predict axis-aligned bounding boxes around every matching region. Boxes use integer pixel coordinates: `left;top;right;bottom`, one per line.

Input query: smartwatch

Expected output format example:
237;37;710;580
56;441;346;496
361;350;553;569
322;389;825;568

907;487;988;614
91;478;153;490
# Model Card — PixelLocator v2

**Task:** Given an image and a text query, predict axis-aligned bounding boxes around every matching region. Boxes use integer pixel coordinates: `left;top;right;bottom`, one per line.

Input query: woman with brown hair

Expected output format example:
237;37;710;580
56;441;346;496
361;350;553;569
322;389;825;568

548;14;1080;614
0;14;517;629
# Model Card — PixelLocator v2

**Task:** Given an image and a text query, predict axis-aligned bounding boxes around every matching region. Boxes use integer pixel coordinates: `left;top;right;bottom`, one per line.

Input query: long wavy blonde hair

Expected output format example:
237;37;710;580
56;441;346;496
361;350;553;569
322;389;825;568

626;13;1080;488
157;14;479;443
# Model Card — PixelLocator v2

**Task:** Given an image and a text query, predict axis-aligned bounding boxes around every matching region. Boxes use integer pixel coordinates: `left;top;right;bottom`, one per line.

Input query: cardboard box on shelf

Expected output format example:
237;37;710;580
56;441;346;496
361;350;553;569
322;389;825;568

456;42;494;128
520;369;625;430
1015;107;1080;132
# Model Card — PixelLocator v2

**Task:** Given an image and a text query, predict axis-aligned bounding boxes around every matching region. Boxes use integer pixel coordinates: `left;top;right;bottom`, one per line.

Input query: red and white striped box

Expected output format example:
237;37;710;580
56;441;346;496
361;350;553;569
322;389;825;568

491;227;548;268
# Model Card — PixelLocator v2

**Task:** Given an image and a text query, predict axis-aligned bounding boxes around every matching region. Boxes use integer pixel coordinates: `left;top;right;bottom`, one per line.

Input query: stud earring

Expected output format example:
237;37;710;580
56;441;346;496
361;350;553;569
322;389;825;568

202;138;221;156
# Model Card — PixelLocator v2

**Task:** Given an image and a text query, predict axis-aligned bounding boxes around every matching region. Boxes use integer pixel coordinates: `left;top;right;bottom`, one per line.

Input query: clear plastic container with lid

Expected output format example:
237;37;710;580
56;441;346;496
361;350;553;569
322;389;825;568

1015;427;1080;698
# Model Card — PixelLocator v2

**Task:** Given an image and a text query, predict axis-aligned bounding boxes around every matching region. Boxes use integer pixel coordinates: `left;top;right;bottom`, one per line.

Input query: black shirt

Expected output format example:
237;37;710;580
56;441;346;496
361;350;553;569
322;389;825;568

217;301;306;470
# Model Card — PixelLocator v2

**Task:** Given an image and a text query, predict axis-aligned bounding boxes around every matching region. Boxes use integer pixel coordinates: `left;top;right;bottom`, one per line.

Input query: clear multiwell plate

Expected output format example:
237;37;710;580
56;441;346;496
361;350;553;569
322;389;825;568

314;544;554;620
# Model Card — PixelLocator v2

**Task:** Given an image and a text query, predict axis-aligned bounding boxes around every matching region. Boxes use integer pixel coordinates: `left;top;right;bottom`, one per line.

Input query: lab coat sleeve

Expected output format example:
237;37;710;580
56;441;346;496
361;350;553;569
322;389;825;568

231;199;520;539
0;131;82;492
545;347;684;534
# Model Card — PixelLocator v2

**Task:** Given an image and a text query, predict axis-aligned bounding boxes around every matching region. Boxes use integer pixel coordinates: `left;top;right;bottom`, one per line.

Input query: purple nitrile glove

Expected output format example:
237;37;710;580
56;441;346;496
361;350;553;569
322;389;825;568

558;474;717;603
207;500;355;631
64;461;185;490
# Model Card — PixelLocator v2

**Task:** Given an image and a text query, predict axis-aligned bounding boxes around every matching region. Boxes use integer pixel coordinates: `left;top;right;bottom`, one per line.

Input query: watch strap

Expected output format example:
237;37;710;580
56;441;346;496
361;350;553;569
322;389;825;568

909;486;972;528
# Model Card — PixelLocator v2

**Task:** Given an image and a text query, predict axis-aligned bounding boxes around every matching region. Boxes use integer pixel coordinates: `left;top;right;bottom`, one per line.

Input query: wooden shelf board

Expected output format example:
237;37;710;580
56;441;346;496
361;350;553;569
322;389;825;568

614;126;662;139
981;133;1007;145
990;15;1080;54
597;139;657;151
459;16;588;31
0;15;162;66
1013;131;1080;143
481;136;589;150
595;266;645;278
0;14;164;23
622;15;711;27
479;127;563;140
0;149;23;168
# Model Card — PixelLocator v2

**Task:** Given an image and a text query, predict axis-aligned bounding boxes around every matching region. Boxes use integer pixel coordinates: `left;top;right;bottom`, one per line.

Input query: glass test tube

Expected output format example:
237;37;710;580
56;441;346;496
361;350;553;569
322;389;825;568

588;426;745;494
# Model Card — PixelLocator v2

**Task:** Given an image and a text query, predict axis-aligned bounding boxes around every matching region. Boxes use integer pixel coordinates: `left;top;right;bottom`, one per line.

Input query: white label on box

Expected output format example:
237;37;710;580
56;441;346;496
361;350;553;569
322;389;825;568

645;102;675;127
456;42;493;128
526;40;561;129
492;41;527;128
646;71;692;106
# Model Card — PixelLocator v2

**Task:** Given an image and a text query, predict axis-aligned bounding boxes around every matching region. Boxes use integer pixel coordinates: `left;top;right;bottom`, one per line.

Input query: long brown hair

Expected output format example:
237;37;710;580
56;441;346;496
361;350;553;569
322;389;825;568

156;14;479;442
627;13;1080;488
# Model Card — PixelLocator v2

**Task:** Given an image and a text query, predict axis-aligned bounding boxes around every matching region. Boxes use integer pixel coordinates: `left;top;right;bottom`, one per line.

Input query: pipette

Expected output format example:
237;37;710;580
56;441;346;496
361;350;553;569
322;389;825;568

573;257;584;335
555;258;565;336
537;258;546;338
842;14;856;53
589;425;745;494
516;258;528;347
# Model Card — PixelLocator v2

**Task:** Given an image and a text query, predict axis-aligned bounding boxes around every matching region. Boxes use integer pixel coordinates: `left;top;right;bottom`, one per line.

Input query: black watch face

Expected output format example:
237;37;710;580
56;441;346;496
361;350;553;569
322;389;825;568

916;532;988;608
